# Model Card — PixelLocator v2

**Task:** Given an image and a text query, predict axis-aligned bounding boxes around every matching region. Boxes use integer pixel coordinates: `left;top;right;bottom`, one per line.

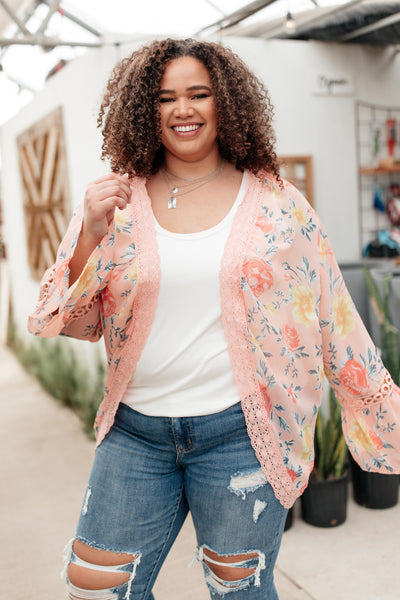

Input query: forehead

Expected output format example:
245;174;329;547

160;56;212;89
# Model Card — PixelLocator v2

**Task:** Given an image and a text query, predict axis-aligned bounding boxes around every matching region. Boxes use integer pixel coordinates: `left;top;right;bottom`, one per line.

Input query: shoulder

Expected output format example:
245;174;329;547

246;172;322;249
249;171;316;221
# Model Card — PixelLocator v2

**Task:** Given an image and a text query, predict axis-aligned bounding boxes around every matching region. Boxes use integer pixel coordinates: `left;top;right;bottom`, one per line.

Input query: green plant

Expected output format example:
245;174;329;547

7;322;105;438
363;267;400;384
312;387;348;481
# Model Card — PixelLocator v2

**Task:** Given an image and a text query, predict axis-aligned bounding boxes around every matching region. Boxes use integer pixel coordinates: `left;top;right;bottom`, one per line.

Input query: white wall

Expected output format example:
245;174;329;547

0;44;120;349
1;36;400;341
224;37;400;262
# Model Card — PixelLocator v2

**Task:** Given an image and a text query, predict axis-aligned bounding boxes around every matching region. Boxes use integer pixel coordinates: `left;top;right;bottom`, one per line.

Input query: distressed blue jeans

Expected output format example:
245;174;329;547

65;402;288;599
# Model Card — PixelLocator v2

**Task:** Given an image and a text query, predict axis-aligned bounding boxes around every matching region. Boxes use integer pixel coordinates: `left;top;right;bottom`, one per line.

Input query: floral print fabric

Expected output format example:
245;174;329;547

28;172;400;508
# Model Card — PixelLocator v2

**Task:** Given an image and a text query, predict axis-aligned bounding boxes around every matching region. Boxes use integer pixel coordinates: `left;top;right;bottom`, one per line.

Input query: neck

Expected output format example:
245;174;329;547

163;151;222;180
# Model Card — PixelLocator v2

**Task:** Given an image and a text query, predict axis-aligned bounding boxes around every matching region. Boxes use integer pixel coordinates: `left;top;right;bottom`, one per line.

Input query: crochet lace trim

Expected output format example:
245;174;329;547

96;179;161;445
220;173;295;509
350;371;394;409
69;295;100;320
39;270;55;301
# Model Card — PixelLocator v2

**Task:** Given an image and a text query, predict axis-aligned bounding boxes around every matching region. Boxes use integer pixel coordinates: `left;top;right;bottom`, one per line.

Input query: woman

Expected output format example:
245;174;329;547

29;38;400;600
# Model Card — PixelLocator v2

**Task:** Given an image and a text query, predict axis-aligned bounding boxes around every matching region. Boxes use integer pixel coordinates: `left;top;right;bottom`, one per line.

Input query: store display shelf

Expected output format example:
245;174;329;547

360;165;400;175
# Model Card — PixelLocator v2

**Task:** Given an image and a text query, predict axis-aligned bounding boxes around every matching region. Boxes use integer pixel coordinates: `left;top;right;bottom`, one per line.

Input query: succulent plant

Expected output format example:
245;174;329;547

312;387;348;481
363;267;400;385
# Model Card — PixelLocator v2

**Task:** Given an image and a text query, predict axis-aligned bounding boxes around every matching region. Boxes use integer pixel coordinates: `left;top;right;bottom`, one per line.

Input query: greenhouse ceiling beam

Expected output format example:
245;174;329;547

0;35;101;47
196;0;278;34
339;10;400;41
35;0;61;36
39;0;103;38
0;0;31;36
261;0;365;39
0;0;102;49
202;0;226;16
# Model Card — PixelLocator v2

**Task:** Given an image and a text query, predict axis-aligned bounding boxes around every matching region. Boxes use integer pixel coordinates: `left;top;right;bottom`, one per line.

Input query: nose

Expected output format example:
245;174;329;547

174;97;194;118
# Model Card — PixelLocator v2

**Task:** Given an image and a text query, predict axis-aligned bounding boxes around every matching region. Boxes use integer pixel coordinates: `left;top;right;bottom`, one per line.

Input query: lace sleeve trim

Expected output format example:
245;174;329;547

38;269;56;301
349;371;394;409
67;294;101;320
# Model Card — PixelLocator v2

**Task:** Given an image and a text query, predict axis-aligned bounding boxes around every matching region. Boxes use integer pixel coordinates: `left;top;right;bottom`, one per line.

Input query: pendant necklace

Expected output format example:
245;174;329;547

162;160;225;210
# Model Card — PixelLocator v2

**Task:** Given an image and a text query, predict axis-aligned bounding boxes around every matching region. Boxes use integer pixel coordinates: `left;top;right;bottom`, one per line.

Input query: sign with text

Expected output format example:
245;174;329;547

313;74;354;96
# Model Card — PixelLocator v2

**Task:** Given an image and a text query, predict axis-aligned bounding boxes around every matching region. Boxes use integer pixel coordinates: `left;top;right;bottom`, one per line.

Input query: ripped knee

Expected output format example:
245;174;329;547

63;538;141;599
194;544;266;593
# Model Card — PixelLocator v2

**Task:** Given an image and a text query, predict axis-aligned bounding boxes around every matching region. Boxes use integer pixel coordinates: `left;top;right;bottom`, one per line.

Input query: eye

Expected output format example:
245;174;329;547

192;93;209;100
159;97;175;103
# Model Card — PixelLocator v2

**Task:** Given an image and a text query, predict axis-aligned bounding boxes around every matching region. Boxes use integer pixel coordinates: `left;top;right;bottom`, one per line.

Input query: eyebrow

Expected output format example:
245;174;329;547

159;85;212;94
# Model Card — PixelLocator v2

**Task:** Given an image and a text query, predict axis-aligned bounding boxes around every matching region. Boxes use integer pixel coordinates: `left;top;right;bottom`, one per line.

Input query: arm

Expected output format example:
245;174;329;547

318;224;400;473
28;173;131;340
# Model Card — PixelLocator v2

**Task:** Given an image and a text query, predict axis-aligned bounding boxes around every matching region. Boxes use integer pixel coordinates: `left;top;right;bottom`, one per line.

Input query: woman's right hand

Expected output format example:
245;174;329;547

83;173;132;244
68;173;132;287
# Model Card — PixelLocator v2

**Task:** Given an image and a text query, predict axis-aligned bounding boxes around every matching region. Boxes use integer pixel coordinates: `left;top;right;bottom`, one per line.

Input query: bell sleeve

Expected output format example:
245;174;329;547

317;220;400;474
28;201;115;342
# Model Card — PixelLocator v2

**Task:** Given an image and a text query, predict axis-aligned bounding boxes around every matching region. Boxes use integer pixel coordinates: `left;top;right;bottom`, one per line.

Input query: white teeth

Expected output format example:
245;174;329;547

173;124;200;132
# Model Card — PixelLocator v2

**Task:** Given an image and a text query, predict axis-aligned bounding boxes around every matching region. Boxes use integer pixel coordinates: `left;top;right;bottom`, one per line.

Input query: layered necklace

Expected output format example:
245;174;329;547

162;160;225;210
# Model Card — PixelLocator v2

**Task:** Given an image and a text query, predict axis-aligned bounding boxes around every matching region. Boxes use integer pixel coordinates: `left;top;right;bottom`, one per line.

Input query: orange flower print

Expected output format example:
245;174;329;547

102;288;117;318
287;386;297;404
291;205;307;226
287;468;298;482
282;325;300;351
333;294;355;338
348;420;383;453
368;429;384;451
260;384;272;416
337;359;368;395
256;216;277;235
291;283;316;326
71;258;98;299
243;259;273;298
54;259;70;288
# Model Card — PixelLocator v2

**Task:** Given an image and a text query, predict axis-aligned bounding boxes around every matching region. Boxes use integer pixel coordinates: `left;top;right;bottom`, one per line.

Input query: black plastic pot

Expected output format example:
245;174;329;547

301;473;348;527
351;459;399;509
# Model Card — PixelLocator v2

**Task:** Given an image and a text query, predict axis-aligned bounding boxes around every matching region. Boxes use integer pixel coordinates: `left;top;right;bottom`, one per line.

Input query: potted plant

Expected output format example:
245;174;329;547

350;268;399;509
301;387;349;527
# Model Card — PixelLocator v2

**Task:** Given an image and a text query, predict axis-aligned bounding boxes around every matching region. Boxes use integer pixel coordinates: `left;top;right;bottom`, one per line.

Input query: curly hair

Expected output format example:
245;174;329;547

98;38;280;180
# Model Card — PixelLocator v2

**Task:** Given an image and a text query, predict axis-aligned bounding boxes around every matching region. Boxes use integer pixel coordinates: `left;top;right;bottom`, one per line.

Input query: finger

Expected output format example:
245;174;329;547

97;179;132;199
88;182;131;204
91;196;127;214
93;172;131;186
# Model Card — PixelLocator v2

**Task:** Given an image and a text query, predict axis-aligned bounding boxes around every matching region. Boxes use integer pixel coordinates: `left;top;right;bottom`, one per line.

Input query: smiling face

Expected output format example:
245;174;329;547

158;56;219;165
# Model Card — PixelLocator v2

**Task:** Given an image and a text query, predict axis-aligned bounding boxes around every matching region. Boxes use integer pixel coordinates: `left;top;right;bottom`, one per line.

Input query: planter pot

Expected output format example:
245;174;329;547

351;459;399;509
301;473;348;527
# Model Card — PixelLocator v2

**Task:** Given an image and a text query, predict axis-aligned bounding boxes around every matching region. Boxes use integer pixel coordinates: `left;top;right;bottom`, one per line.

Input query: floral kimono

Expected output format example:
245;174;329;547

28;172;400;508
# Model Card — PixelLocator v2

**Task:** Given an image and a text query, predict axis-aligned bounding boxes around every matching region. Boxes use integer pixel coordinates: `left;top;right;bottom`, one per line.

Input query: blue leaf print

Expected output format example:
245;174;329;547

278;416;290;432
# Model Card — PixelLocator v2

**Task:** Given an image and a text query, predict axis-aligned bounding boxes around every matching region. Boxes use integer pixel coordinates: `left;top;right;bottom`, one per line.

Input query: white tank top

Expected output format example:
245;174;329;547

122;172;247;417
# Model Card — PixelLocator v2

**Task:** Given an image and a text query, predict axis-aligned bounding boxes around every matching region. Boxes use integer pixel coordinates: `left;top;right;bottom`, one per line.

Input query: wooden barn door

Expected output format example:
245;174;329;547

17;107;71;280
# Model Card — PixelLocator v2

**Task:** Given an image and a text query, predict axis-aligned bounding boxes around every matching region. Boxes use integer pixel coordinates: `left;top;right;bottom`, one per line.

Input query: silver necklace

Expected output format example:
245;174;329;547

162;160;225;210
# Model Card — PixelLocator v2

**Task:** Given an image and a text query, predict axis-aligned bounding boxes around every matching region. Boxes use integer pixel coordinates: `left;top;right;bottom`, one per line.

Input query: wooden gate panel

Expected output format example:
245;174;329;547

17;107;71;280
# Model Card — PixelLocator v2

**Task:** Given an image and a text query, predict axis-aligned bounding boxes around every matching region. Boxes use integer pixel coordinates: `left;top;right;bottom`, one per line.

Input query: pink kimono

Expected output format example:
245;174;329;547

28;172;400;508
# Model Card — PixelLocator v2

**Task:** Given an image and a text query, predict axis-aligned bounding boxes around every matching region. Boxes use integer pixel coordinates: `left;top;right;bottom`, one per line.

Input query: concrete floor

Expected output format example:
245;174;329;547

1;342;400;600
